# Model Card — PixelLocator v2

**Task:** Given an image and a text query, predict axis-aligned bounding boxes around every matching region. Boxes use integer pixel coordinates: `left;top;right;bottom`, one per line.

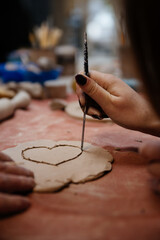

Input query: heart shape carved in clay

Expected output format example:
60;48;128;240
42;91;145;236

3;140;113;192
22;144;82;166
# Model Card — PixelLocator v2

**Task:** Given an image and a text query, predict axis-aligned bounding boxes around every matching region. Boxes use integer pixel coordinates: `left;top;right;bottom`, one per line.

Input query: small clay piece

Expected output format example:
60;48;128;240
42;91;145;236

18;82;43;99
44;80;67;99
65;101;111;122
6;81;43;99
0;91;31;121
49;99;67;110
0;87;15;98
0;98;15;120
11;91;31;109
6;82;18;92
3;140;113;192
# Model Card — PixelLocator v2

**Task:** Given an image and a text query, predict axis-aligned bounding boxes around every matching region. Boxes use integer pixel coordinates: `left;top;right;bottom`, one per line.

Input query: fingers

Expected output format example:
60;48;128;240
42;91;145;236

76;80;108;118
0;153;34;217
0;152;35;194
149;178;160;194
0;193;30;217
148;160;160;178
75;73;113;113
89;70;118;88
139;140;160;160
0;173;35;193
0;162;34;178
0;152;13;162
148;160;160;194
139;140;160;194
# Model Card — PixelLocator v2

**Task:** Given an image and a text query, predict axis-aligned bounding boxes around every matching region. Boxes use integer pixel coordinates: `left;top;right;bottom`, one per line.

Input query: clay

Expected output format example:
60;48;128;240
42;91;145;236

0;91;31;121
3;140;113;192
6;82;43;99
0;98;15;121
18;82;43;99
49;99;67;110
12;91;31;109
22;144;82;166
5;82;18;92
65;101;111;122
0;87;15;99
44;80;67;99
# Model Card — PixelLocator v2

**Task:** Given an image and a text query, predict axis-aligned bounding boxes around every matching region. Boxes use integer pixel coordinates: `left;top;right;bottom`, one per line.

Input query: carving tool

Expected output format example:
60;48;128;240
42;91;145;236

81;32;89;151
81;32;108;151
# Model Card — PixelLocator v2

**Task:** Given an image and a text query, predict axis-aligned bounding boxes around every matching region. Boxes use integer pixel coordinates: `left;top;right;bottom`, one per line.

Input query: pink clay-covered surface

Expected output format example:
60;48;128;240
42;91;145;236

0;95;160;240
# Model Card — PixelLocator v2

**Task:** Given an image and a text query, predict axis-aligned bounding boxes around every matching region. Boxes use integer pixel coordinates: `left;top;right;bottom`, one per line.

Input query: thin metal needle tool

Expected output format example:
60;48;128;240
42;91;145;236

81;32;89;151
81;106;87;151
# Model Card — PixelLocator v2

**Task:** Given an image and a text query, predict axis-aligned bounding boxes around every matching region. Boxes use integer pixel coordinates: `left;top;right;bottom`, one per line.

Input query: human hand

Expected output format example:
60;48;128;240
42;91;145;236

75;70;160;136
140;140;160;194
116;140;160;194
0;152;35;217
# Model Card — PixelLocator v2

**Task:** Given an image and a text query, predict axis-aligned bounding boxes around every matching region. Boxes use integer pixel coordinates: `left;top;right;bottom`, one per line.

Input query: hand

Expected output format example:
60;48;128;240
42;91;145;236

0;152;35;217
75;70;160;136
140;141;160;194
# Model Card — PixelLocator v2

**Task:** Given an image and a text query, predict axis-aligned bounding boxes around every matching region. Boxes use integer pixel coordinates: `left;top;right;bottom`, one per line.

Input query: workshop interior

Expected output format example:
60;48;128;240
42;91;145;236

0;0;160;239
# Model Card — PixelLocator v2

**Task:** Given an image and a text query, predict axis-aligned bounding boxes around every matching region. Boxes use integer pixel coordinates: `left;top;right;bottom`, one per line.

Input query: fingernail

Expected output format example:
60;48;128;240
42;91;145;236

103;114;109;118
75;74;87;86
92;115;102;120
26;170;34;178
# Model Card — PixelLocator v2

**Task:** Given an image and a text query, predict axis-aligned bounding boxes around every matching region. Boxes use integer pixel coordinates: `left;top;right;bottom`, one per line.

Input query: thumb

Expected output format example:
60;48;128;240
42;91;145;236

75;73;112;112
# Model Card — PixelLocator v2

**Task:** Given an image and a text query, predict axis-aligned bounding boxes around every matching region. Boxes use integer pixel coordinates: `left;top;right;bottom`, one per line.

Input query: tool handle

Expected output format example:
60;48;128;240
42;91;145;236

83;32;108;119
84;93;108;119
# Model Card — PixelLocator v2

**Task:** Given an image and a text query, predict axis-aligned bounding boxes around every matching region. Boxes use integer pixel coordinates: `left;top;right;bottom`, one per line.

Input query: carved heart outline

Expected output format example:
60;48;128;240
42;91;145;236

21;144;82;166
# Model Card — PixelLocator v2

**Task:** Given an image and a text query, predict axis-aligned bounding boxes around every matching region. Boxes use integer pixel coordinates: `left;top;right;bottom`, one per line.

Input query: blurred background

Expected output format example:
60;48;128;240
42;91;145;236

0;0;138;100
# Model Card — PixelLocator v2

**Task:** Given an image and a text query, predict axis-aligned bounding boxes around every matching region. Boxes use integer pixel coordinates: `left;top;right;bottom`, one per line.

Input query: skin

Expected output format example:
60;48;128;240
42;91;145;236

0;152;35;217
76;70;160;160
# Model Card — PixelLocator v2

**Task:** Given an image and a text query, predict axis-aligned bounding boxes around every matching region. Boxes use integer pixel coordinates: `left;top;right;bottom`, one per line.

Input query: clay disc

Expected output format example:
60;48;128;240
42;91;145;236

65;101;111;122
3;140;113;192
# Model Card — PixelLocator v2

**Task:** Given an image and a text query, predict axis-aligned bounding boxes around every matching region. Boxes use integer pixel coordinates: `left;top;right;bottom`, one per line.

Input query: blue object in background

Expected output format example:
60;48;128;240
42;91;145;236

0;62;62;84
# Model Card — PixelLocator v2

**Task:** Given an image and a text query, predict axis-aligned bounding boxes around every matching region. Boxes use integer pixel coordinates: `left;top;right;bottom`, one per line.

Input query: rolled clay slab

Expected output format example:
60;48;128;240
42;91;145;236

65;101;111;122
3;140;113;192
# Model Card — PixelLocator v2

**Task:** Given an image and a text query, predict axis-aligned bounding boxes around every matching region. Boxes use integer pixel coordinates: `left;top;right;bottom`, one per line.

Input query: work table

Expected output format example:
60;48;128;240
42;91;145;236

0;96;160;240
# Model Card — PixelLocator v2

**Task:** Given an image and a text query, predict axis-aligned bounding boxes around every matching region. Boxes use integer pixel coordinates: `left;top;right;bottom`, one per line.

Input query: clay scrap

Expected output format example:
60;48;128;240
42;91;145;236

65;101;111;122
0;91;31;121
